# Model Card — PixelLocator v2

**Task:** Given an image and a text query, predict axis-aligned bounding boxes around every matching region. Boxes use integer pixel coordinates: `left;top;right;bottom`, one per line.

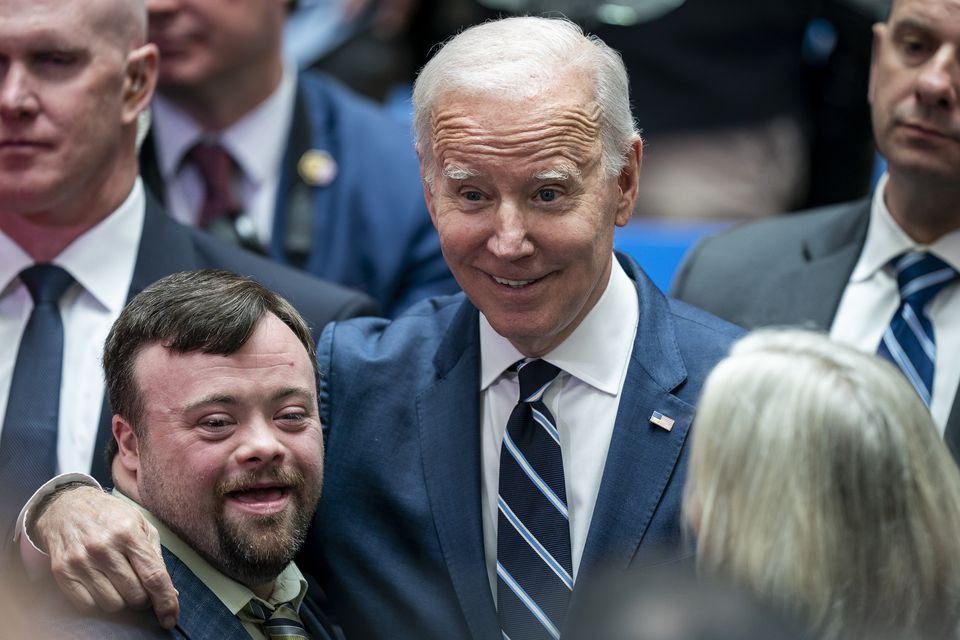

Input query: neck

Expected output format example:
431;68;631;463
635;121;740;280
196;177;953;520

250;582;276;600
0;149;137;262
884;172;960;244
160;56;283;131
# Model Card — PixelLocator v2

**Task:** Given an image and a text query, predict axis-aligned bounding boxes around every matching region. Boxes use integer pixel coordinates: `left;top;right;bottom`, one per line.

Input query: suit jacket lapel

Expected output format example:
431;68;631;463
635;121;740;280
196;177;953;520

139;132;166;207
272;79;320;270
416;301;499;640
163;549;250;640
754;199;870;330
573;256;693;603
90;197;201;483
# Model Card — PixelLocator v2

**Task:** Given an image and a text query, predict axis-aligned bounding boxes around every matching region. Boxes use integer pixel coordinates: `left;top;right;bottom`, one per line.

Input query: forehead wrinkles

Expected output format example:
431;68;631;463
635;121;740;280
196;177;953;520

432;103;601;167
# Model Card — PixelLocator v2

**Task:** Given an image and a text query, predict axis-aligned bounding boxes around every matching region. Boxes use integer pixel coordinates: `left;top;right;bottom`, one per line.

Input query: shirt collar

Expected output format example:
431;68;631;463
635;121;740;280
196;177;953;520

113;490;307;614
853;172;960;281
0;229;32;299
0;179;144;313
480;256;638;396
151;61;297;190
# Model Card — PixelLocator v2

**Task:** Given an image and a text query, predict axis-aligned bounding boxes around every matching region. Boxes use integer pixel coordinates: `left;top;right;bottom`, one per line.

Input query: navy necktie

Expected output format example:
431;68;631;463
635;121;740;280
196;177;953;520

497;359;572;640
878;251;957;406
0;265;74;525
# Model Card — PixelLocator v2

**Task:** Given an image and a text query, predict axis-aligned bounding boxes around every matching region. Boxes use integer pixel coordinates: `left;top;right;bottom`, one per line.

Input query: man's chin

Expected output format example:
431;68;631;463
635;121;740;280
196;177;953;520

215;508;307;581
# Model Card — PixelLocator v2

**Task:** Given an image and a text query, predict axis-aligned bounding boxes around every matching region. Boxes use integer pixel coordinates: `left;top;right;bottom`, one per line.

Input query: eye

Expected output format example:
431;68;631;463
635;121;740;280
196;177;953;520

199;416;232;429
276;407;312;429
462;190;484;202
34;51;77;67
536;188;559;203
895;31;935;62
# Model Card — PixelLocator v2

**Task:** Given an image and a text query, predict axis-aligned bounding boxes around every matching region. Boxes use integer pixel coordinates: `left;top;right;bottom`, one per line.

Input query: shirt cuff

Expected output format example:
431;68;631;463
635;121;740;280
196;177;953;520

15;472;102;577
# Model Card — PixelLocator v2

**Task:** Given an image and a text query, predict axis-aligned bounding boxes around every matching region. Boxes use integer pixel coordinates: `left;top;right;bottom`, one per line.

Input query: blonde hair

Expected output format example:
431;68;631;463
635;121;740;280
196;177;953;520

684;329;960;639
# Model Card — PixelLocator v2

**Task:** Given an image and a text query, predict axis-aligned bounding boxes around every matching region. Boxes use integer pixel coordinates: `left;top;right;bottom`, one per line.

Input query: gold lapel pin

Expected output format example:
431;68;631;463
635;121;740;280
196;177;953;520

298;149;337;187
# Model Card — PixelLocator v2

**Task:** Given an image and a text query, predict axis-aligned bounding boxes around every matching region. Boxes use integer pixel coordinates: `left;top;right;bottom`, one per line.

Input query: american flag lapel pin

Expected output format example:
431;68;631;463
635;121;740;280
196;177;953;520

649;410;675;431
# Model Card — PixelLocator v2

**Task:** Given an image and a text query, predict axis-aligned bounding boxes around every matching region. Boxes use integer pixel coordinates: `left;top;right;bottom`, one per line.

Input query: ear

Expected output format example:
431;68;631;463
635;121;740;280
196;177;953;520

121;43;159;126
614;137;643;228
420;162;439;229
113;415;142;479
868;22;885;105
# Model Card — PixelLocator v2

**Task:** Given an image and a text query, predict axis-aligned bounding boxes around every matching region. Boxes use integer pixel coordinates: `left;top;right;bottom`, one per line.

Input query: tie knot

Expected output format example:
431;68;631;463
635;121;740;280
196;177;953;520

892;251;957;308
240;599;311;639
514;359;561;403
186;142;241;226
187;141;235;179
19;264;74;305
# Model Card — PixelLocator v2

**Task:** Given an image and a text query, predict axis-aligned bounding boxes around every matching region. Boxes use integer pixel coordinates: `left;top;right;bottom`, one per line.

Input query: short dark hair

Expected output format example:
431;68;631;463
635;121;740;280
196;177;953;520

103;269;318;461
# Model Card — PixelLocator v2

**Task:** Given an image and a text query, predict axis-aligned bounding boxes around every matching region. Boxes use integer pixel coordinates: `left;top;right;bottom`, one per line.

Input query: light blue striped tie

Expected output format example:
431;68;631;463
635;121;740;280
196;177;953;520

497;359;572;640
878;252;957;406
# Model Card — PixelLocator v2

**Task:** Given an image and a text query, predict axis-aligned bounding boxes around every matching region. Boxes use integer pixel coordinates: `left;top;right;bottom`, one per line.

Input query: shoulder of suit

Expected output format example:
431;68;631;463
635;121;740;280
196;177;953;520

697;198;869;252
295;70;417;151
321;293;468;359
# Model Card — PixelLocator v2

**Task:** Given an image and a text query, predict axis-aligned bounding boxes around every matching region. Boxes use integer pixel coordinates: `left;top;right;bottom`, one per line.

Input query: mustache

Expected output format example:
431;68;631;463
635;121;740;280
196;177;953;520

216;466;306;498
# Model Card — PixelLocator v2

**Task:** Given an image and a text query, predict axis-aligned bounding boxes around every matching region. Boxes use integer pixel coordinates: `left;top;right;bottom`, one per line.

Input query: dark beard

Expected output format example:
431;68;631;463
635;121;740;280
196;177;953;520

210;466;318;587
213;494;313;586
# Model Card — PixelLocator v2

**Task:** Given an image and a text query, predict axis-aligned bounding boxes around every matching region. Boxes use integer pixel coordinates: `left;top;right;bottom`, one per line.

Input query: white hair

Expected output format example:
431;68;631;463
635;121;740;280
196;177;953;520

684;329;960;640
412;16;639;187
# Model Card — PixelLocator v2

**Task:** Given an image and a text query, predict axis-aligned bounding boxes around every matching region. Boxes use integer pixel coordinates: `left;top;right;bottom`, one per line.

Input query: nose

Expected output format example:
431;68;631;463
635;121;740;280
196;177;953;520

916;46;958;109
0;64;39;122
486;200;535;260
234;417;286;469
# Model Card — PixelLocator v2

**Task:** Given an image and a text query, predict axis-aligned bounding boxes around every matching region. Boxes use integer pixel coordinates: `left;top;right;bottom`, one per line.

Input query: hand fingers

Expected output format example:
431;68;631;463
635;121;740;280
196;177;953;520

51;537;144;613
128;536;179;628
55;574;98;613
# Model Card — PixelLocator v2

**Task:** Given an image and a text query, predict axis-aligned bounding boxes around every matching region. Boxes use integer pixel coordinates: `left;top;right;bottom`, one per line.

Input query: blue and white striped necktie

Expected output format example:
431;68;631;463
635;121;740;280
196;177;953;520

497;359;572;640
878;251;957;406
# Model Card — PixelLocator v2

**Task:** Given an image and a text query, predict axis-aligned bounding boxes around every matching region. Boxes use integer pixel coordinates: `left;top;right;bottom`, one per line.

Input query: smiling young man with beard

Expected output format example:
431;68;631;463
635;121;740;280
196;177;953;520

34;269;335;639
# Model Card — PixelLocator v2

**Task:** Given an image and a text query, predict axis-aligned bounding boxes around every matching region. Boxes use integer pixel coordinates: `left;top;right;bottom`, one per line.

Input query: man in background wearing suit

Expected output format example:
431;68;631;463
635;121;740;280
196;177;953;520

141;0;458;315
671;0;960;455
37;270;338;638
0;0;374;567
29;17;740;640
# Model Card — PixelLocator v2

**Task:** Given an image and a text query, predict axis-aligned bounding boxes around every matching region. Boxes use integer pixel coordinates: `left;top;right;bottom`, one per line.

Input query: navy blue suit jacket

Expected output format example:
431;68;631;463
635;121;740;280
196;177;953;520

84;194;378;484
141;71;459;316
41;548;336;639
304;254;741;639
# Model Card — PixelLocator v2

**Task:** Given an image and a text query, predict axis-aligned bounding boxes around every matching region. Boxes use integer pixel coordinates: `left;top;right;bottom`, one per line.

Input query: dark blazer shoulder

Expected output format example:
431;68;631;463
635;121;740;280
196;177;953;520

670;199;870;328
142;193;380;330
674;199;869;286
297;71;418;150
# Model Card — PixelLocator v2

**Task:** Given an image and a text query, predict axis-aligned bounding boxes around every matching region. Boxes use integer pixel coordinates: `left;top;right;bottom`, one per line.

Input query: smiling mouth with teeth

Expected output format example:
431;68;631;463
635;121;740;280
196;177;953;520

493;276;537;288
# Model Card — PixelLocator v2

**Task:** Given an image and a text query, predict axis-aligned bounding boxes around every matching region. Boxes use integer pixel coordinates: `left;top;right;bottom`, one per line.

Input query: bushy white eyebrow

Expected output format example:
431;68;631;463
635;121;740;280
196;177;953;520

442;165;480;180
534;166;581;181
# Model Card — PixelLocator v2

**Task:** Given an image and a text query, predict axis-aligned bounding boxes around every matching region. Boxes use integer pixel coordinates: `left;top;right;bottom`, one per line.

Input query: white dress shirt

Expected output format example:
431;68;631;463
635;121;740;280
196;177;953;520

150;62;297;246
479;257;639;597
831;173;960;433
0;180;144;473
